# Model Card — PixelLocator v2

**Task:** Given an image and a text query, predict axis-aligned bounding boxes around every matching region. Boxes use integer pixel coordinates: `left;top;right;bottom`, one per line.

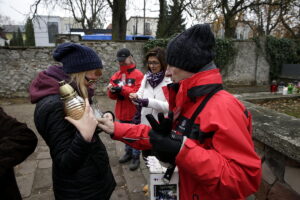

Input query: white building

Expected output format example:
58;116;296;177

126;16;158;37
33;15;82;46
212;22;253;40
0;37;6;46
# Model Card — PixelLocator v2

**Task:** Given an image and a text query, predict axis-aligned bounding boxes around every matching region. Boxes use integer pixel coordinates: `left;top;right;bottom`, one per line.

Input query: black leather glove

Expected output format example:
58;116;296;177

110;86;122;94
146;112;183;164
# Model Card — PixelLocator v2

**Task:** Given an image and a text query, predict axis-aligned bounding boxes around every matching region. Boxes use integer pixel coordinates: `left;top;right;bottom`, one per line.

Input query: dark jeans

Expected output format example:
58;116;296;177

119;120;141;158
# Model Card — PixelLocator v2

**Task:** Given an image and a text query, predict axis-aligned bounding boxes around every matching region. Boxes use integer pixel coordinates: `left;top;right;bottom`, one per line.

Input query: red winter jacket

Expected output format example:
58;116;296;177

112;69;262;200
107;64;144;121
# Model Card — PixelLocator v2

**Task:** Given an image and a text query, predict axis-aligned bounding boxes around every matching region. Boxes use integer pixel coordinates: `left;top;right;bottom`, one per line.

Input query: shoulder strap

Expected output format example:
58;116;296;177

184;85;223;141
190;85;223;123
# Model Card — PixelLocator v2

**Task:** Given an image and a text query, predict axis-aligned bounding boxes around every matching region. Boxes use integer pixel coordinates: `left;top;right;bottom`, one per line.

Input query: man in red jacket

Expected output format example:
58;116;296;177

107;48;144;171
99;24;262;199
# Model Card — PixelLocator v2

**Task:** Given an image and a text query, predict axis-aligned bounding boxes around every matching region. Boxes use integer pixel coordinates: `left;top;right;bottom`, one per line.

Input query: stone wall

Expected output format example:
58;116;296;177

222;39;269;86
241;97;300;200
0;41;146;98
0;40;269;98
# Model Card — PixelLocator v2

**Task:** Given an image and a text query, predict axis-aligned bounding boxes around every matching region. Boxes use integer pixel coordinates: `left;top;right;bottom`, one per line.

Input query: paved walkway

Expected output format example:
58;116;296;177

1;96;149;200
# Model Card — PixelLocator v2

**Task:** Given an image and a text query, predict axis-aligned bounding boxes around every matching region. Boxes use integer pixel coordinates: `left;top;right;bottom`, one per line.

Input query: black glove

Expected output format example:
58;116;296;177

146;112;183;164
110;86;122;94
149;129;183;164
146;112;173;134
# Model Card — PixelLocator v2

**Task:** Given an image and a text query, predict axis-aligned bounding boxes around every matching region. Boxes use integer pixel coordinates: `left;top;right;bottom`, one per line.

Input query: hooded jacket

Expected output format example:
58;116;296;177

107;64;144;121
110;69;262;200
29;66;116;200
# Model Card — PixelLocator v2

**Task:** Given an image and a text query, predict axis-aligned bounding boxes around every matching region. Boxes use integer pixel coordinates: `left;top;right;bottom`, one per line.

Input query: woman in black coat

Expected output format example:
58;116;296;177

0;107;37;200
29;43;116;200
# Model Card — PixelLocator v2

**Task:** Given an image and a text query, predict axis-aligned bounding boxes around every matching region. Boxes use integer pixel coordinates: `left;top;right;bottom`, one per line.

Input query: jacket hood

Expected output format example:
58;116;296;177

29;66;69;103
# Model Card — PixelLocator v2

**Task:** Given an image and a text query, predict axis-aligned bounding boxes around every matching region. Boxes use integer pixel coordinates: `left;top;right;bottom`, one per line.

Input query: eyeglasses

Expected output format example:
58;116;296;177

85;76;98;84
147;61;160;66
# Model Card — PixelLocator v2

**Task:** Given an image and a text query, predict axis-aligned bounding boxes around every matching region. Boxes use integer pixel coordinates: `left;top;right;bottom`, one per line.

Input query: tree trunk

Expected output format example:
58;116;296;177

156;0;167;38
112;0;127;41
224;15;237;38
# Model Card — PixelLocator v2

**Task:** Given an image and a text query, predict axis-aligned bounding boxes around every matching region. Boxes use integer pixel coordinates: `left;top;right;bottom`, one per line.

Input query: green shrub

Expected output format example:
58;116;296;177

144;38;236;73
214;38;236;71
266;36;300;80
144;38;170;52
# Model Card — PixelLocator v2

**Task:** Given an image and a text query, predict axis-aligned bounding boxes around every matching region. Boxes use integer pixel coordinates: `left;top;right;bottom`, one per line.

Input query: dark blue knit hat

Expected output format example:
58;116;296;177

166;24;215;73
53;42;103;74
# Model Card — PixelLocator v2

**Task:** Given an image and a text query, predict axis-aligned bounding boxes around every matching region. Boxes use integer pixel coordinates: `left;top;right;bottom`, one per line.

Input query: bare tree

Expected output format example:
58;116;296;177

244;0;300;38
30;0;108;30
191;0;283;38
0;15;14;25
106;0;127;41
279;0;300;38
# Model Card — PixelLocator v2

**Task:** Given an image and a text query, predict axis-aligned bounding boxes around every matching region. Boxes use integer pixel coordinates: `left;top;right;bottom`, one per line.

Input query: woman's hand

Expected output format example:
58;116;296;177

97;117;115;135
65;98;97;142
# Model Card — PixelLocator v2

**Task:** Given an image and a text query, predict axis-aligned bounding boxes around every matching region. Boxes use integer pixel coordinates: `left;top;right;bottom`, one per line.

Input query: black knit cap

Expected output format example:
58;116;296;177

166;24;216;73
53;42;103;74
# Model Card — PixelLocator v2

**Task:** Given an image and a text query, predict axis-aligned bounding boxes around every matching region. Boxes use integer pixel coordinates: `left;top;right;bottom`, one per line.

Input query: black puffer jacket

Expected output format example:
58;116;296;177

0;107;37;200
34;94;116;200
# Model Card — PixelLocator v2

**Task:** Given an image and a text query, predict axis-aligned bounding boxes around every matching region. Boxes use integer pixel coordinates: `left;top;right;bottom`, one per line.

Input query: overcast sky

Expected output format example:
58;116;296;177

0;0;160;26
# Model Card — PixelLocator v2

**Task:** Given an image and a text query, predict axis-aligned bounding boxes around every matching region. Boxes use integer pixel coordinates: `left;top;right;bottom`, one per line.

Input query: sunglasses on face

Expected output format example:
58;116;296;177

85;76;98;84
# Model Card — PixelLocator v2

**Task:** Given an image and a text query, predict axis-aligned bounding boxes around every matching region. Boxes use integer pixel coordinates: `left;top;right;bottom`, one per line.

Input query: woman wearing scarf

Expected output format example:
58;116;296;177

130;47;171;127
130;47;171;165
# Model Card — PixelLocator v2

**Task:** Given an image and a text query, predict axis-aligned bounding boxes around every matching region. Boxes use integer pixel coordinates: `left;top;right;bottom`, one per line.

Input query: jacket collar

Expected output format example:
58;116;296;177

120;64;136;73
180;68;223;98
168;69;223;115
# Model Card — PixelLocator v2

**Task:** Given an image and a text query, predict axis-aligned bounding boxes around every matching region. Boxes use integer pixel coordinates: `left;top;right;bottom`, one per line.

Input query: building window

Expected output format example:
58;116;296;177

65;24;70;32
47;22;58;43
133;25;136;35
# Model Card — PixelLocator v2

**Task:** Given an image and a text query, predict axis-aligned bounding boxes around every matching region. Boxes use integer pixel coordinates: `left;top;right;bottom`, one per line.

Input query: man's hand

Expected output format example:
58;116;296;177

146;112;173;134
110;86;122;94
97;117;115;136
129;93;138;100
149;130;183;164
107;83;113;90
146;112;183;164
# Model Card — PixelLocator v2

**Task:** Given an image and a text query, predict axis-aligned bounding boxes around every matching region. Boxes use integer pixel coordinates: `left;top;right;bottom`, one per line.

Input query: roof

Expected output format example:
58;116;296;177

128;16;159;21
70;28;112;34
2;25;25;33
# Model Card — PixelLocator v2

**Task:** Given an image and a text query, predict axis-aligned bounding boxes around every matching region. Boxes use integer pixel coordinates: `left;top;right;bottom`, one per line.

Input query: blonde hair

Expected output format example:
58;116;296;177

69;72;89;99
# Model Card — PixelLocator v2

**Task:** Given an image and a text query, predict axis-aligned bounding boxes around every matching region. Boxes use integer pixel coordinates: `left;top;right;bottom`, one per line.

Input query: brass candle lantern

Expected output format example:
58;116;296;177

59;80;85;120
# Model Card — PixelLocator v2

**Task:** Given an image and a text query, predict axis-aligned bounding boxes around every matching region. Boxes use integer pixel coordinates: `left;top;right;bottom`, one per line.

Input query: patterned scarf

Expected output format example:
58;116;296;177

146;71;165;88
